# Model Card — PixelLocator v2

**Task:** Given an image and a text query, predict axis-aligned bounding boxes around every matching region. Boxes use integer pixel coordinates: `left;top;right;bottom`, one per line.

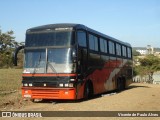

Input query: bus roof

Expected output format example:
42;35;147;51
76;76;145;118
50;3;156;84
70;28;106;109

27;23;131;47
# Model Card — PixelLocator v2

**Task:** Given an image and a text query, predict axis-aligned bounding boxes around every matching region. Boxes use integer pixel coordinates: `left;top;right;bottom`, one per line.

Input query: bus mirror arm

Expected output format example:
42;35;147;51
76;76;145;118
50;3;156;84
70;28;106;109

72;56;77;63
72;50;77;62
13;45;25;66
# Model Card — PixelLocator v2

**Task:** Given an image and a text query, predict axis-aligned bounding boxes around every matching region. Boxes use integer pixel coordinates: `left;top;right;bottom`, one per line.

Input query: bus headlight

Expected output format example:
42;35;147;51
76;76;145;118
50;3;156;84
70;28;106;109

65;83;74;87
64;83;69;87
69;83;73;87
59;83;63;87
29;83;33;87
59;83;73;87
24;83;28;87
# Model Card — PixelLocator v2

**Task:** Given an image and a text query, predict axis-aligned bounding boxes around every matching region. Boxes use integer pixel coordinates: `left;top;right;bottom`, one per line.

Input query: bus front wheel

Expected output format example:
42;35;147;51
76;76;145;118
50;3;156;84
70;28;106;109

84;81;93;99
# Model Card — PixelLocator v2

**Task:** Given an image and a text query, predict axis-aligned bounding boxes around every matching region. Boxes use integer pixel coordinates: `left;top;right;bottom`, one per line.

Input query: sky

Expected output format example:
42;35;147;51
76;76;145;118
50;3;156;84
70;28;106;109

0;0;160;47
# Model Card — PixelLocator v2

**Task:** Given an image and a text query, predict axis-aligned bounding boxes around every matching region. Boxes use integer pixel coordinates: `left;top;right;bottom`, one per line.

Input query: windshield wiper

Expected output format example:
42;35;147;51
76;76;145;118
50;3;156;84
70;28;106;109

47;62;57;73
33;53;42;73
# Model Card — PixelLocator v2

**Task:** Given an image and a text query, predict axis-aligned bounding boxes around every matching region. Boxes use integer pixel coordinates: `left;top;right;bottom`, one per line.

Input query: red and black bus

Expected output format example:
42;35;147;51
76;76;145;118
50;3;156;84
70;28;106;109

13;23;132;101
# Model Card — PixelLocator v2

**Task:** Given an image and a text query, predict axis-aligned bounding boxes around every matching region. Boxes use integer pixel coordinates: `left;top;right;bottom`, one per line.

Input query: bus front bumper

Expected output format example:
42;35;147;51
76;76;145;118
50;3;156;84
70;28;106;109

22;87;76;100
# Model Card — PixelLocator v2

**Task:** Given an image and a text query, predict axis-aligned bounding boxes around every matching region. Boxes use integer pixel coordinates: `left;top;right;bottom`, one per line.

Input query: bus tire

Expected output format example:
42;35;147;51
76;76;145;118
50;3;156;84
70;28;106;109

117;77;126;91
84;81;93;99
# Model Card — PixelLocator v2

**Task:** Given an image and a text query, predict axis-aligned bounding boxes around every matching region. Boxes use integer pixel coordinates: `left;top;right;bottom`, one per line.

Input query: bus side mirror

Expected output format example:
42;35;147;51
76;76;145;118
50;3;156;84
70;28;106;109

13;45;25;66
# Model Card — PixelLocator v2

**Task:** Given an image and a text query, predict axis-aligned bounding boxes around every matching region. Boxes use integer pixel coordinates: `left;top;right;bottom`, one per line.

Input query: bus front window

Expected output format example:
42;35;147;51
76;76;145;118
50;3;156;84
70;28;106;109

47;48;74;73
23;48;75;74
25;31;73;47
23;29;75;74
24;49;46;73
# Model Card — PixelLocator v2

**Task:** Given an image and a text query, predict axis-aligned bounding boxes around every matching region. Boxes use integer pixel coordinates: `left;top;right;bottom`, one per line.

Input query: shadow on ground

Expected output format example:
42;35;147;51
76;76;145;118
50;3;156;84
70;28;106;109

126;83;150;90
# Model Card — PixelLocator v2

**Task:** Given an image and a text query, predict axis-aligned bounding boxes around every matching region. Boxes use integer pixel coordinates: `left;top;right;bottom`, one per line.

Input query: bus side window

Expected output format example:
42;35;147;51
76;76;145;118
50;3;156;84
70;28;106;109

122;46;127;57
77;31;87;47
127;47;132;58
116;43;121;56
109;41;115;54
100;38;108;53
89;34;98;51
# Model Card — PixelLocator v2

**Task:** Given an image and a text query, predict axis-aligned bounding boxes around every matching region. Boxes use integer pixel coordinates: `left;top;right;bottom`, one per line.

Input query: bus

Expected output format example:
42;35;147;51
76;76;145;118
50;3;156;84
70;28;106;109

13;23;132;101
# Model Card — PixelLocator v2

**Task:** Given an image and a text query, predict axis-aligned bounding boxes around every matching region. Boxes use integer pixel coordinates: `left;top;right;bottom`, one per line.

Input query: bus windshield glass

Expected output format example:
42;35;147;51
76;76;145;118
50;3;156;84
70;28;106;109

23;48;74;73
24;49;46;73
25;30;73;47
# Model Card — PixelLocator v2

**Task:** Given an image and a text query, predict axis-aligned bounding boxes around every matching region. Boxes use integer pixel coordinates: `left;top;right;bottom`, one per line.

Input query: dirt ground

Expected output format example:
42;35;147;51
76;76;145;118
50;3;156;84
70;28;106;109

1;83;160;120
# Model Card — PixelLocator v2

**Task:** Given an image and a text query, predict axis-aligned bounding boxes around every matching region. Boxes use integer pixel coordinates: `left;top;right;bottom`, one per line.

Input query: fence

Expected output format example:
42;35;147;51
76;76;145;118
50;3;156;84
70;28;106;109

133;71;160;84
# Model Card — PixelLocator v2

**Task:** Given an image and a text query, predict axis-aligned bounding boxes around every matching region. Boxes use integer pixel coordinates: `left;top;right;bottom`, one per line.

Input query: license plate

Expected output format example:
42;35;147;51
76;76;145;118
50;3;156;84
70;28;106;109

24;94;31;98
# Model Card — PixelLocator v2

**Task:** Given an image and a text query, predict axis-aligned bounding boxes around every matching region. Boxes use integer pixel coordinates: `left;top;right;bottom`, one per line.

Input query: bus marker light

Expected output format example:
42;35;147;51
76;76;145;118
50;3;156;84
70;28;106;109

24;90;28;94
64;91;69;95
70;79;76;81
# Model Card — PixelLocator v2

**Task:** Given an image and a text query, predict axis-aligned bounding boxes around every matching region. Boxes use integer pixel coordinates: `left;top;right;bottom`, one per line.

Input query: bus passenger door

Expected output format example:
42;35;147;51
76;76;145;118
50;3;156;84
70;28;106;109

76;30;88;99
78;48;88;76
77;30;88;76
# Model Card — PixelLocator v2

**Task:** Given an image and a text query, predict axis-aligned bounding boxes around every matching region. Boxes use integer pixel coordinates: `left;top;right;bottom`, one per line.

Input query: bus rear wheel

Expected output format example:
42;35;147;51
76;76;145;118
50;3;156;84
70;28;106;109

117;77;126;91
84;81;93;99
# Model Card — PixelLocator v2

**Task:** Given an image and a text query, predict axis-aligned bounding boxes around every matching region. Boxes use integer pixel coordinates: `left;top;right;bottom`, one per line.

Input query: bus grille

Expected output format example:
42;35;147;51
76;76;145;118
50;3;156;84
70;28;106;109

31;89;60;99
33;82;57;87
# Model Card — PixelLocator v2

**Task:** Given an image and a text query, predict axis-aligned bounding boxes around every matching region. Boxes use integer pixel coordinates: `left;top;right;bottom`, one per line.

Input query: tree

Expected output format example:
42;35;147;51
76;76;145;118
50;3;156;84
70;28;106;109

132;49;141;56
0;29;18;52
0;28;23;68
134;55;160;83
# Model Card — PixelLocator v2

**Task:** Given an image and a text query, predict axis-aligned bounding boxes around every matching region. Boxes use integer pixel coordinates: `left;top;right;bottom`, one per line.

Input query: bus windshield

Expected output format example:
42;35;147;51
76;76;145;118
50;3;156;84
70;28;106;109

23;48;74;73
25;30;73;47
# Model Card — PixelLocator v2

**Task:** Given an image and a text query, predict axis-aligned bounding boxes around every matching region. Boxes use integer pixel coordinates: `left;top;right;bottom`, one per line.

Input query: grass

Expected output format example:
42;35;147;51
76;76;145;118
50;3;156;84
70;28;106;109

0;69;24;109
0;69;22;91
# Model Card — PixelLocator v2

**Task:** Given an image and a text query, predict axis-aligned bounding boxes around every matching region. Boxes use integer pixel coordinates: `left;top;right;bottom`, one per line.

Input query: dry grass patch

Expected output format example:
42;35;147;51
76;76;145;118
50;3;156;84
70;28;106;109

0;69;25;109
